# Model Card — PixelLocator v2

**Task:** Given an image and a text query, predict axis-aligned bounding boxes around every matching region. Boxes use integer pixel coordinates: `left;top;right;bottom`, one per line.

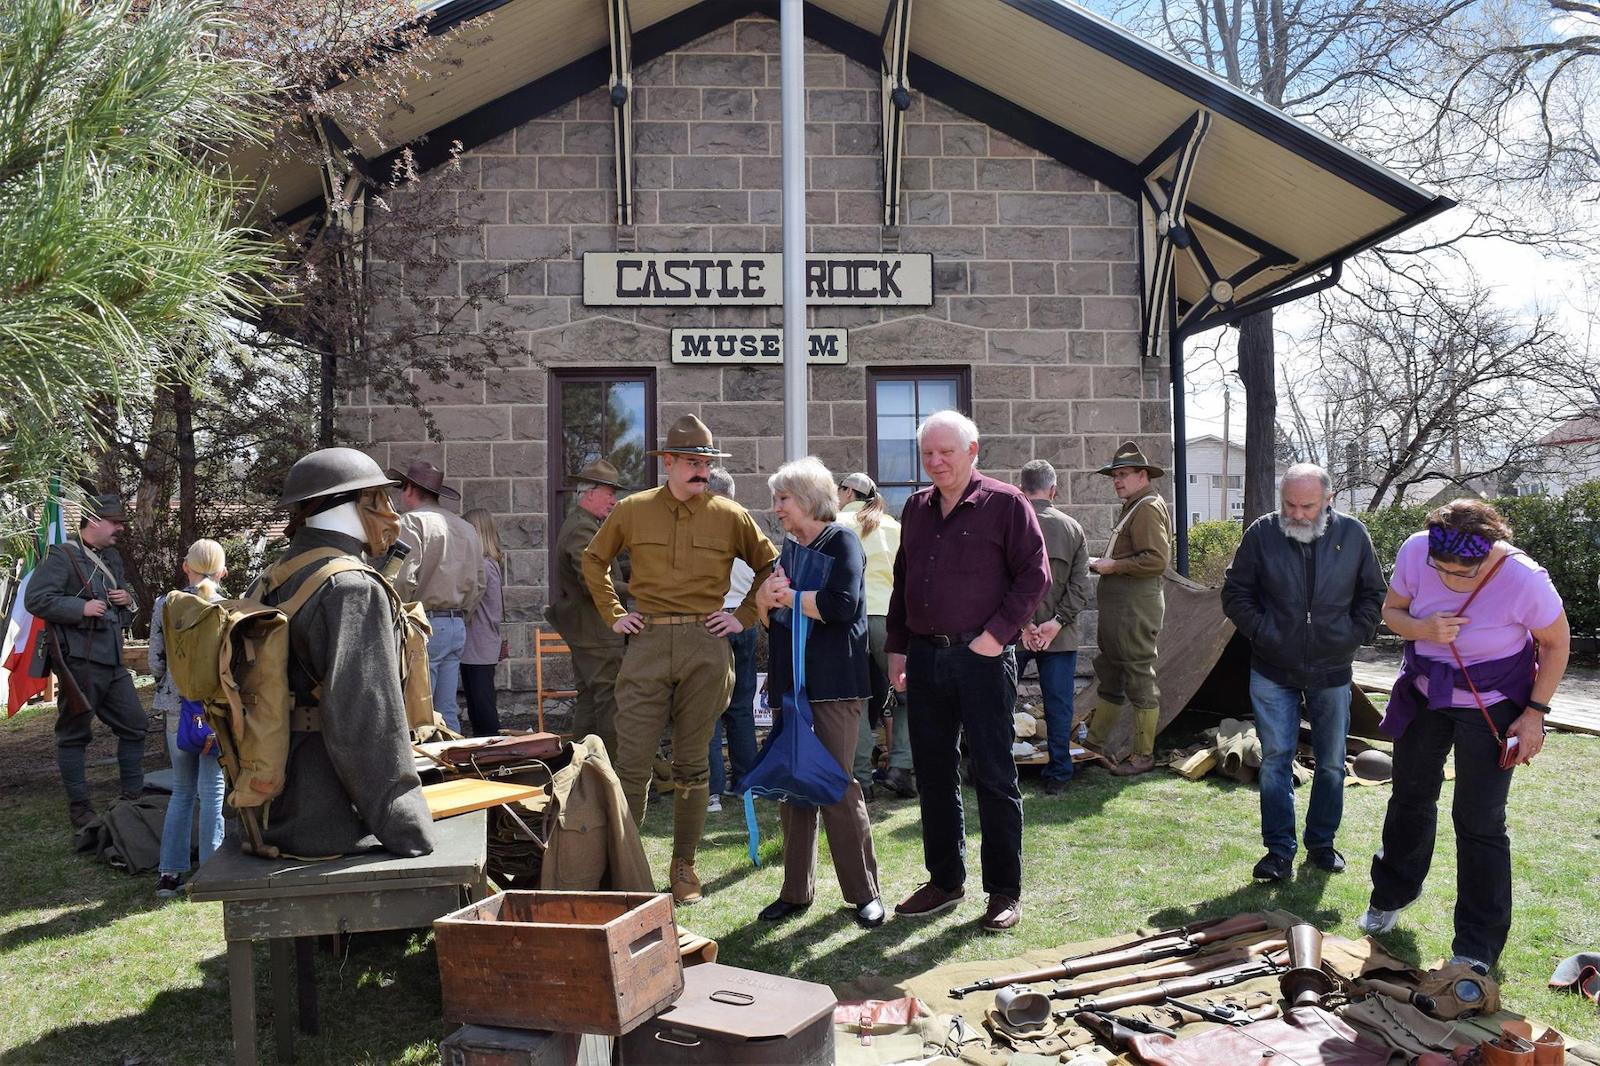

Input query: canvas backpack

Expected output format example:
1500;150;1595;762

162;548;442;855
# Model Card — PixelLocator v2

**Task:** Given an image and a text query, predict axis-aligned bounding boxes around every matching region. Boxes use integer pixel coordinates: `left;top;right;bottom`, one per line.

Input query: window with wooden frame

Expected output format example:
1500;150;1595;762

866;367;972;514
547;369;655;586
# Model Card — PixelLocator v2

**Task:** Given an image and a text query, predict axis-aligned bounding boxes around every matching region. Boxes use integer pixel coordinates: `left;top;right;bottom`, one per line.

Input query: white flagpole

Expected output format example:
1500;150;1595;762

780;0;808;460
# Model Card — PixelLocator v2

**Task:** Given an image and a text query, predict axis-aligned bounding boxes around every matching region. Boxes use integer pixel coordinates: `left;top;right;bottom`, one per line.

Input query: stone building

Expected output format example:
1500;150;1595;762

253;0;1448;692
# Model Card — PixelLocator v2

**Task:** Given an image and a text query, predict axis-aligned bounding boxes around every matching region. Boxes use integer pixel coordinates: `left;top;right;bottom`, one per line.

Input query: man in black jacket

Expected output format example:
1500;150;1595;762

1221;464;1386;882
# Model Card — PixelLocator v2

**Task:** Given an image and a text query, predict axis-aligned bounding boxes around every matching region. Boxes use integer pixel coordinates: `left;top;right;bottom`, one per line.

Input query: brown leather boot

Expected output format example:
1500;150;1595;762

1107;753;1156;777
670;857;703;905
68;799;97;830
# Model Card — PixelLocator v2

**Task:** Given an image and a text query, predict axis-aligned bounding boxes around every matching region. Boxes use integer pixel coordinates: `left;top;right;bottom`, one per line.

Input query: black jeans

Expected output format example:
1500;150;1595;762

905;638;1022;900
1369;697;1519;965
459;663;501;736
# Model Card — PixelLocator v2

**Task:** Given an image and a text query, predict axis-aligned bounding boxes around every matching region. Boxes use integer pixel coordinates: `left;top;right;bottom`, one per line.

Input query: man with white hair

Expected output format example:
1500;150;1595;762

1222;463;1387;883
884;410;1049;932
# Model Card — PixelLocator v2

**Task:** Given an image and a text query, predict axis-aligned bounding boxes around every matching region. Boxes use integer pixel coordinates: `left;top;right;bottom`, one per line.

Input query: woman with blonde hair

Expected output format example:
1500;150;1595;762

149;538;228;898
754;458;883;927
460;508;504;736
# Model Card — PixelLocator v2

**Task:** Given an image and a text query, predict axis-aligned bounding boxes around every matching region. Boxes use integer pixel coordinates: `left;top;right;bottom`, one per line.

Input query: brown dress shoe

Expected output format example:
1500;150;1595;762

1107;753;1156;777
670;857;703;905
979;895;1021;932
894;881;964;916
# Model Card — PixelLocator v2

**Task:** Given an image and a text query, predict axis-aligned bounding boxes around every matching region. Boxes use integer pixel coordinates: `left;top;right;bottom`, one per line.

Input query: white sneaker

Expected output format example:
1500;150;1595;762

706;794;722;813
1357;904;1404;935
1449;954;1491;975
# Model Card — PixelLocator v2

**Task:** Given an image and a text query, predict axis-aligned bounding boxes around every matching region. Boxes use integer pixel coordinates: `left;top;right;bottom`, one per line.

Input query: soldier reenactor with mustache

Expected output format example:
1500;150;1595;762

582;415;777;905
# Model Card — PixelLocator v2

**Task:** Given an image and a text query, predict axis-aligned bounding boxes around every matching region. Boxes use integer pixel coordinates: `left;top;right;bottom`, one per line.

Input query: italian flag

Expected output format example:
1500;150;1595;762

2;490;68;716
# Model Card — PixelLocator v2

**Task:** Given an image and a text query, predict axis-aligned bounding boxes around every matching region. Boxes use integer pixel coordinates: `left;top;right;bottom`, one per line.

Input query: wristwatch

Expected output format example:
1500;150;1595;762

1524;699;1551;714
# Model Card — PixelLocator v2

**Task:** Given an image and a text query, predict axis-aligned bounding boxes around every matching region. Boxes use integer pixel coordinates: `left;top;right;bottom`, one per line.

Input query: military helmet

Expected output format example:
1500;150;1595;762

276;448;398;508
1351;748;1393;783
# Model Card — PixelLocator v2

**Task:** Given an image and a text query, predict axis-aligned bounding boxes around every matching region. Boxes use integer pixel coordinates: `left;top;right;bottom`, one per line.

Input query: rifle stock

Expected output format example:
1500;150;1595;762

1048;944;1280;1000
45;628;91;717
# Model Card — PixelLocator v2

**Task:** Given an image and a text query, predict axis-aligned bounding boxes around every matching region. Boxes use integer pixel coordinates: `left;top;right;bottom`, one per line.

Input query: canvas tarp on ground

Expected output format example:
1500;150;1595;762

1072;571;1384;754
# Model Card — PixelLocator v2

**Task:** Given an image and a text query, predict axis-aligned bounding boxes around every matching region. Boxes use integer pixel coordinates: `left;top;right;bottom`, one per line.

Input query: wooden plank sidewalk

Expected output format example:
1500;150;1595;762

1351;663;1600;737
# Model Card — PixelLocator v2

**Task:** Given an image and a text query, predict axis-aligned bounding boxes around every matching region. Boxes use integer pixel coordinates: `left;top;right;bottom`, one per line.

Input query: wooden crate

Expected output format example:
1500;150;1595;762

435;891;682;1036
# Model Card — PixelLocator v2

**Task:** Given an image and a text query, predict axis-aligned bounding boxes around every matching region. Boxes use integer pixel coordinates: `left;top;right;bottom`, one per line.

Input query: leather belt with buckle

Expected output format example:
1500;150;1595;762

645;614;706;625
427;608;466;618
920;630;983;647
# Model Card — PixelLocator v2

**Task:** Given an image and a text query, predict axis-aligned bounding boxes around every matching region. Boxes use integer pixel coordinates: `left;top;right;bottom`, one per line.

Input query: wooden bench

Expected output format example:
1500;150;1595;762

533;626;577;733
187;811;489;1065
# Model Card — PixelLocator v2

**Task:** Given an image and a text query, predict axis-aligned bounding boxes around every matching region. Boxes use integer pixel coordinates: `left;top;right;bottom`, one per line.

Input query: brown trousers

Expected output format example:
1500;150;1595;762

569;642;623;763
780;698;882;907
613;622;733;862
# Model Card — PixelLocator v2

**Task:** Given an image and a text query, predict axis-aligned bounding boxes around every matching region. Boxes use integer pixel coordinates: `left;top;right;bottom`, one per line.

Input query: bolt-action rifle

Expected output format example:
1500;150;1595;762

1045;939;1287;1001
1052;958;1284;1021
948;913;1270;999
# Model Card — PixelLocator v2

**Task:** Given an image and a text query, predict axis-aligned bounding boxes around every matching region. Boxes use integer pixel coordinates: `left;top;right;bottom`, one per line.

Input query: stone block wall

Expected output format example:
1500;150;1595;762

346;15;1171;689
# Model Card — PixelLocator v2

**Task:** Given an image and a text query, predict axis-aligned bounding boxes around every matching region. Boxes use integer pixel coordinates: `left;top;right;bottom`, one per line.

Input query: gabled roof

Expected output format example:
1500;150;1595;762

244;0;1450;323
1539;411;1600;447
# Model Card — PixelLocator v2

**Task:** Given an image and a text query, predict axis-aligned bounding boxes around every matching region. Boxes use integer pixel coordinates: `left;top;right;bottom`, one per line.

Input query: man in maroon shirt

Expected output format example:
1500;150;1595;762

885;411;1050;932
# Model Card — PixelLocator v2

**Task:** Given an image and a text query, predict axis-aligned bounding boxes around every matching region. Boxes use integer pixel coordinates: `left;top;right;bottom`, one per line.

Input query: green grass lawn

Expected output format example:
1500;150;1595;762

1;716;1595;1064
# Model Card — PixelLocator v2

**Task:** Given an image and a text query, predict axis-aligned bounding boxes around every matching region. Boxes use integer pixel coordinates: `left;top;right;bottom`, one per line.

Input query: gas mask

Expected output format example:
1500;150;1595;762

358;487;401;555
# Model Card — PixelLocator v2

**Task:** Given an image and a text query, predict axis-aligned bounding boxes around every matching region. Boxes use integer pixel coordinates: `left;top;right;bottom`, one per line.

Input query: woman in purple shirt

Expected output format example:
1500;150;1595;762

1359;499;1569;972
459;508;504;736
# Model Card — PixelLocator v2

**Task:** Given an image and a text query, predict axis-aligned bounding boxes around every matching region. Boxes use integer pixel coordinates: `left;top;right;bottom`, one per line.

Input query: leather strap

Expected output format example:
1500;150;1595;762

291;706;322;732
1444;551;1518;743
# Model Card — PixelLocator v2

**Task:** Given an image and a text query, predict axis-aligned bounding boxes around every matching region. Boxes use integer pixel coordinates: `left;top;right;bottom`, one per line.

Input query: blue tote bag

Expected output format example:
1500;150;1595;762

740;538;852;810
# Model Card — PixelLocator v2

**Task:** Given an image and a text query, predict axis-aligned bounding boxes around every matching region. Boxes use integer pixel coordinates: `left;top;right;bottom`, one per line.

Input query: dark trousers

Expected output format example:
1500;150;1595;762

459;663;501;736
54;658;147;802
1369;697;1519;965
709;627;759;795
905;638;1023;900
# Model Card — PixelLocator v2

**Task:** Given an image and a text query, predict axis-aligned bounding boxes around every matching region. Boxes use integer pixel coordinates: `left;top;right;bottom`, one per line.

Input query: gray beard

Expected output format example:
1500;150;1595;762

1281;507;1330;544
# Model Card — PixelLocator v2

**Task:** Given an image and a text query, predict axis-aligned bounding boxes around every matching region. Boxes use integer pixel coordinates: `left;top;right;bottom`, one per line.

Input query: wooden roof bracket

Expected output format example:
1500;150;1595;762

311;116;371;285
879;0;914;230
1137;110;1209;362
606;0;635;229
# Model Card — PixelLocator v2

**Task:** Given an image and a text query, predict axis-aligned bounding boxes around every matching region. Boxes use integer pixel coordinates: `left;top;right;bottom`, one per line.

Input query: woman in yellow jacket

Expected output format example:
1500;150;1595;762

836;473;916;799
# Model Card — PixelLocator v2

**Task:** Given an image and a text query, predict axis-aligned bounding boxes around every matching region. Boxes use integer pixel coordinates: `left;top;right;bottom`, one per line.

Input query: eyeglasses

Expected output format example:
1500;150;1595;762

1427;556;1483;580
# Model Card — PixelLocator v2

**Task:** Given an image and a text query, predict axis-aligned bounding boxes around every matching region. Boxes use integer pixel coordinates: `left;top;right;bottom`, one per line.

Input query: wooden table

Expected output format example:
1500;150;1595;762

188;811;489;1065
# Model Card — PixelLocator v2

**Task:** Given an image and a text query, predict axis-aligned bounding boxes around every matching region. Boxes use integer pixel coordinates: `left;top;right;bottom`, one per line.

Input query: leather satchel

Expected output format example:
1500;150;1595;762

440;732;563;770
1129;1005;1393;1066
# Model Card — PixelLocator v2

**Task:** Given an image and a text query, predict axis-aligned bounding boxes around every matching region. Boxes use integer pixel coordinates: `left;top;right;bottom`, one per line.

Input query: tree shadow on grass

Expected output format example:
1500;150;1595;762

8;932;451;1066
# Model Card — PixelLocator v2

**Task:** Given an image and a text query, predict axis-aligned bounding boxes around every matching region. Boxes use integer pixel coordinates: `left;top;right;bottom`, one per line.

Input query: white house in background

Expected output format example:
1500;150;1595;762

1519;412;1600;496
1184;434;1249;527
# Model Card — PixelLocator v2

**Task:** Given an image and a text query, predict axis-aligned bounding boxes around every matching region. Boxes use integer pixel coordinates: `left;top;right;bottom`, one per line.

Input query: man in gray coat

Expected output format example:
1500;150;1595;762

1221;463;1386;883
257;448;435;858
25;494;146;830
1015;461;1091;794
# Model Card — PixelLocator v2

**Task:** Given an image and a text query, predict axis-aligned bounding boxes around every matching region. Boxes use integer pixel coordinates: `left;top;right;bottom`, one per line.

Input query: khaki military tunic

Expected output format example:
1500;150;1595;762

548;508;626;758
1091;486;1173;749
581;487;777;862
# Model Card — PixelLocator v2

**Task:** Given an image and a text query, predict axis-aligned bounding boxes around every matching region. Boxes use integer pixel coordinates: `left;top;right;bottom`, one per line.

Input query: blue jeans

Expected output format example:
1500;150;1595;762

159;727;226;877
709;627;759;795
1016;649;1078;783
1250;669;1350;858
427;614;468;732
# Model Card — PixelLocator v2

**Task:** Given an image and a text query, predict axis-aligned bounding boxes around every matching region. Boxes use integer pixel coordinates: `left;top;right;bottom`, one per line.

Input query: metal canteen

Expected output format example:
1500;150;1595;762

994;984;1052;1030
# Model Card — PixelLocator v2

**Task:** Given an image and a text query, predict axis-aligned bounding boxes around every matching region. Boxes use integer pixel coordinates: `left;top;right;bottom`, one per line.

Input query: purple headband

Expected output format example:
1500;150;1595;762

1428;523;1493;560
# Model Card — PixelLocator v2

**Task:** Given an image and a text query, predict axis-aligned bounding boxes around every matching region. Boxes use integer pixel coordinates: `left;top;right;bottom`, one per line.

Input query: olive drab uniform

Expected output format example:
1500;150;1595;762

255;528;436;859
1087;481;1173;758
25;532;147;809
582;485;777;861
548;506;627;759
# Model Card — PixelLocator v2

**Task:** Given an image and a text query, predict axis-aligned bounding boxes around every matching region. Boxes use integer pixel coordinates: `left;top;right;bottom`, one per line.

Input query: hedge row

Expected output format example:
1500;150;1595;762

1186;481;1600;635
